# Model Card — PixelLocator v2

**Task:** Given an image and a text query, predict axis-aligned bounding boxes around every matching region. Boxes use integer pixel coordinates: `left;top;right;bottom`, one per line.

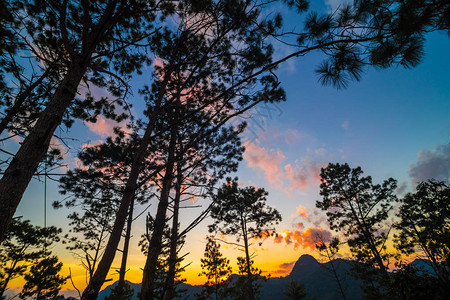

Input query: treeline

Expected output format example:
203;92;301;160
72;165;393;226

0;0;448;299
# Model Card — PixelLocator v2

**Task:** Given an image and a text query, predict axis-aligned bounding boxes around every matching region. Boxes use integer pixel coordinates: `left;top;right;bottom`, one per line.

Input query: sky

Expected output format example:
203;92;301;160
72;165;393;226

3;0;450;297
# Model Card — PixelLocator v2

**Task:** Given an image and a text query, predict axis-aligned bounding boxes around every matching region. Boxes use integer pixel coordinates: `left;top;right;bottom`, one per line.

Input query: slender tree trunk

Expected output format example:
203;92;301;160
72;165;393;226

241;217;255;300
163;159;183;300
140;117;178;300
347;199;387;274
0;60;87;241
326;254;346;300
81;77;170;300
116;197;135;297
90;222;107;280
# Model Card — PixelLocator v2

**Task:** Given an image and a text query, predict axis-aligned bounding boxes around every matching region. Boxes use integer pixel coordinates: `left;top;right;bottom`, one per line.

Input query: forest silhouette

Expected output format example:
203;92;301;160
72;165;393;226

0;0;449;299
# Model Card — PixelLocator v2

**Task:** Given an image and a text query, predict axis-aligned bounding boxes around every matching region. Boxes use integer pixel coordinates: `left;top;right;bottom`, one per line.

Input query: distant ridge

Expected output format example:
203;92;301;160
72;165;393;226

96;255;362;300
95;255;437;300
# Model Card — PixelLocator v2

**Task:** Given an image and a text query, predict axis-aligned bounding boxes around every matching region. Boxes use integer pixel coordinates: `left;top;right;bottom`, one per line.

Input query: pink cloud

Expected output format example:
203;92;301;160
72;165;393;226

284;163;308;190
47;136;72;172
284;160;324;194
85;116;129;138
85;116;115;137
243;141;326;193
74;157;86;170
8;131;21;144
243;141;285;187
258;127;279;142
81;140;104;150
183;12;217;36
296;205;308;219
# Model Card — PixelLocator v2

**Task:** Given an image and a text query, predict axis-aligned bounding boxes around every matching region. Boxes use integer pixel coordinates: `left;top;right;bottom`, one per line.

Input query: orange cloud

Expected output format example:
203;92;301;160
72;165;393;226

302;227;332;250
273;227;332;250
270;261;296;275
273;232;284;244
295;222;304;230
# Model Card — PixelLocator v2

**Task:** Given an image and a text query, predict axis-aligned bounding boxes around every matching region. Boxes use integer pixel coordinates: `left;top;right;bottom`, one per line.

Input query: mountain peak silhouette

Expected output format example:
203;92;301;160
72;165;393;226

289;254;320;277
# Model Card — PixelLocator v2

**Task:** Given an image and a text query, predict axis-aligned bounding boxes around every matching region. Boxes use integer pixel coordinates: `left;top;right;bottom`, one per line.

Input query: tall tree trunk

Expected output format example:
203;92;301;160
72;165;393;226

163;159;183;300
116;197;135;297
0;0;127;242
81;77;169;300
140;116;178;300
0;60;87;241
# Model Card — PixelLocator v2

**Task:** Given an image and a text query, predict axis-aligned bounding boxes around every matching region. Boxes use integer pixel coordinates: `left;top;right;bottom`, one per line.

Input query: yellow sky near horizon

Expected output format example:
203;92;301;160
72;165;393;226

6;236;323;296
